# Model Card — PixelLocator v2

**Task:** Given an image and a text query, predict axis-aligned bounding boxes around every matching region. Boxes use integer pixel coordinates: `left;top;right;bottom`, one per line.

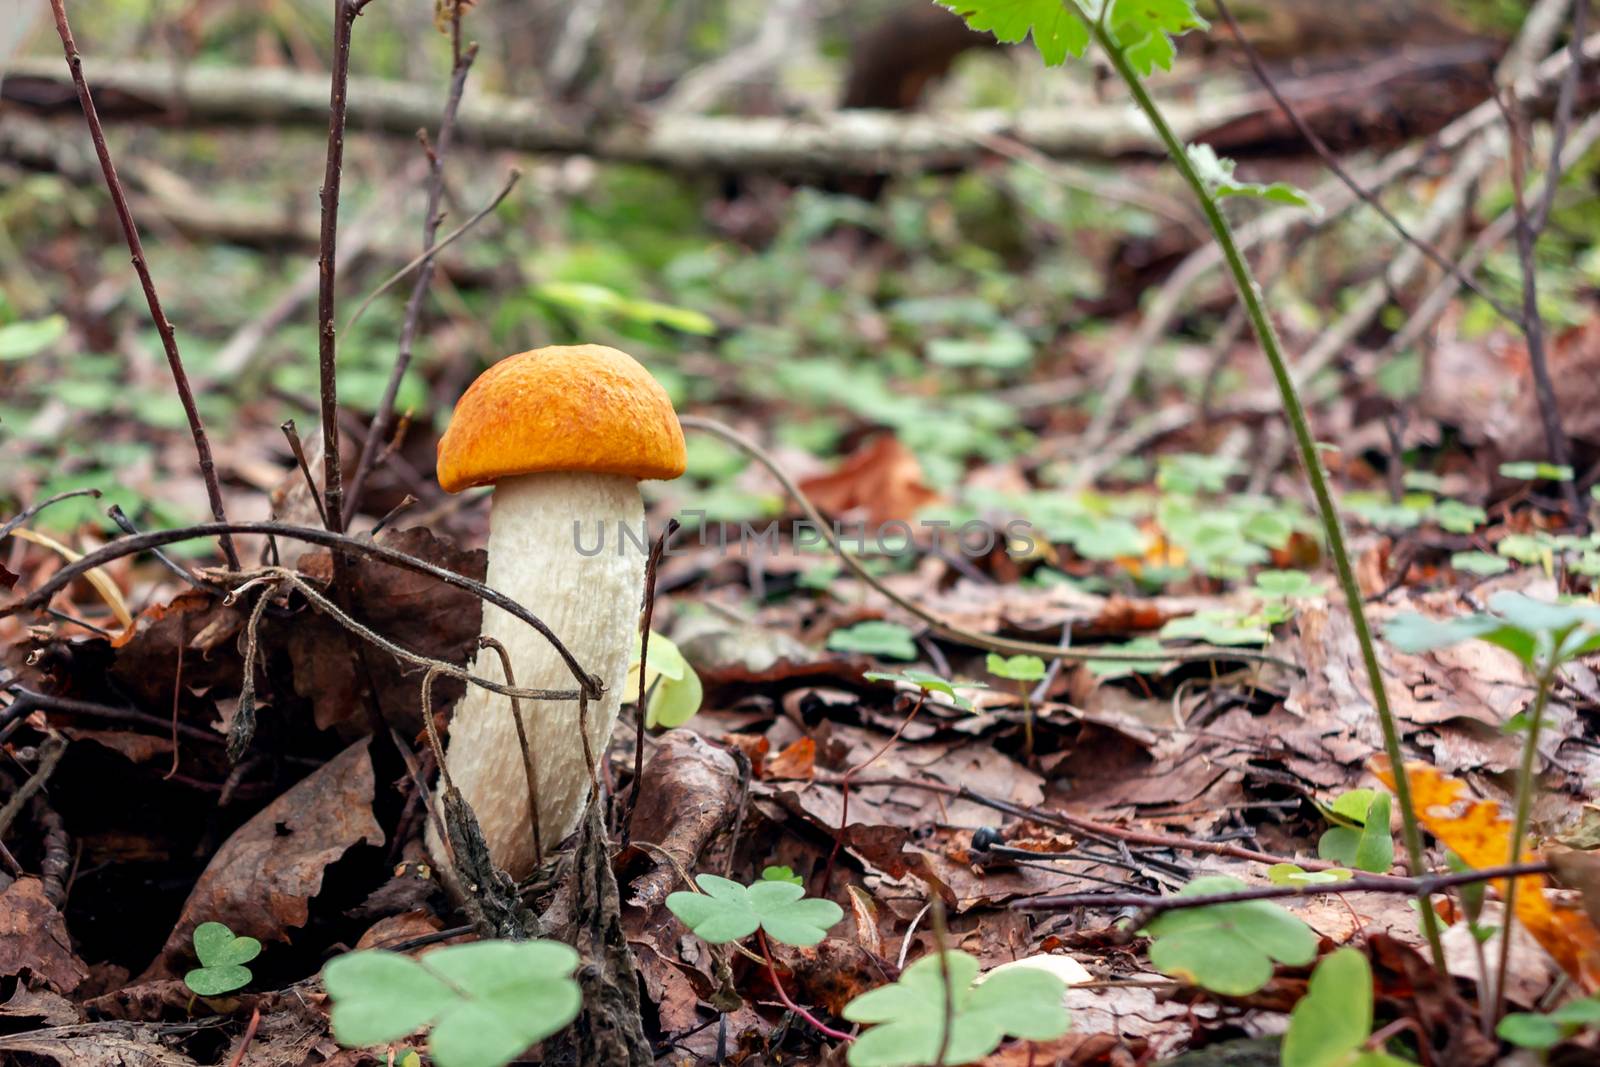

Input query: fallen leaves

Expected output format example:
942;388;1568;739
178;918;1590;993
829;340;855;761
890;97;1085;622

798;434;940;526
1374;759;1600;992
141;737;385;980
0;877;88;993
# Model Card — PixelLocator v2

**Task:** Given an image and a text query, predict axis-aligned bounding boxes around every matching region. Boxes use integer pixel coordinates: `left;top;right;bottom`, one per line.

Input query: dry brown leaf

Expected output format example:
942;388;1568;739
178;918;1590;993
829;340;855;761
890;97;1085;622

798;434;940;525
139;737;385;980
288;526;485;734
0;877;88;993
0;1028;199;1066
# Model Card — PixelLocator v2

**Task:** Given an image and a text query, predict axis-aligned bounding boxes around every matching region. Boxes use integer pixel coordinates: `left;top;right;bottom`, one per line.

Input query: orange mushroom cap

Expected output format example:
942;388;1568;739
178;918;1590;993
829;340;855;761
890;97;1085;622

436;344;687;493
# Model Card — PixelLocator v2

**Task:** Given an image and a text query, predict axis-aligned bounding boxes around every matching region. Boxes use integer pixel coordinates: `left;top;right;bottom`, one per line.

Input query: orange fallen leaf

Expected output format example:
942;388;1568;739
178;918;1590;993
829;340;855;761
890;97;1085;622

766;736;816;780
798;435;940;526
1374;758;1600;991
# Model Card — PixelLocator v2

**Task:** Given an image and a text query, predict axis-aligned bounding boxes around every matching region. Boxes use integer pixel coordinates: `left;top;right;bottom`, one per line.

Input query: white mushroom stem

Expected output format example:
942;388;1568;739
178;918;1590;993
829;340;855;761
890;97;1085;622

430;470;644;879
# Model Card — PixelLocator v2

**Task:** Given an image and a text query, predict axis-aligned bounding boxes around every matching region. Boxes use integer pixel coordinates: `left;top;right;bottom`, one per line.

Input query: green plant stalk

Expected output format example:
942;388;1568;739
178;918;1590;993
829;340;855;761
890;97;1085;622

1492;667;1554;1022
1089;22;1447;972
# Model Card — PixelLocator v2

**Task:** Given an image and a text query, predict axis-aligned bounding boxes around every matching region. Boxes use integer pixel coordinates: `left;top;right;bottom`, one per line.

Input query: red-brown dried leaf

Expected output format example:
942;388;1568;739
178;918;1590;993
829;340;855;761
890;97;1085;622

766;737;816;780
798;434;940;526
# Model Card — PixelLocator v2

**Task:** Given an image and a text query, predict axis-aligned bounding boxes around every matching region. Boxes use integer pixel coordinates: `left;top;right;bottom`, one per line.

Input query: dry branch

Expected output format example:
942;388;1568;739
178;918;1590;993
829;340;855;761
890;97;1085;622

2;45;1508;174
43;0;239;569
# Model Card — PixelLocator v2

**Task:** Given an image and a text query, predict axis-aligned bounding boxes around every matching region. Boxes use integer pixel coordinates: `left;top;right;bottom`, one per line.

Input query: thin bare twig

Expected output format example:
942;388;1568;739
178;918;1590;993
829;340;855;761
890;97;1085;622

341;166;517;343
1017;861;1552;916
477;635;542;868
44;0;238;569
1506;0;1587;518
344;18;482;523
0;520;600;697
623;518;677;843
0;488;101;543
316;0;376;534
677;414;1295;668
1212;0;1520;325
280;420;330;527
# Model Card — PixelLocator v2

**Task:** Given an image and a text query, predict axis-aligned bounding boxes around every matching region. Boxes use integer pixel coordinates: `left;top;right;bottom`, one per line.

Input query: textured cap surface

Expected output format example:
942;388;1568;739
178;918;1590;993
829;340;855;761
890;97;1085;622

437;344;686;492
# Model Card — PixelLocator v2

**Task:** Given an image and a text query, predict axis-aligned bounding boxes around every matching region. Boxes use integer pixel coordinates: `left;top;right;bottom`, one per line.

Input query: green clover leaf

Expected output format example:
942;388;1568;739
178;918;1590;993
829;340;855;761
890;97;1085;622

1143;876;1317;995
627;631;705;729
323;940;581;1067
843;950;1070;1067
183;921;261;997
666;873;844;947
1282;948;1416;1067
986;653;1046;682
830;621;919;661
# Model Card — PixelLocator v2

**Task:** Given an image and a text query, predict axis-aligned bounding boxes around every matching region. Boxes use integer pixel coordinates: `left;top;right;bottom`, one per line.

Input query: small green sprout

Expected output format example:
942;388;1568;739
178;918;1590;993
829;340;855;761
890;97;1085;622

761;865;804;886
863;668;984;710
987;653;1046;757
829;620;919;660
1316;790;1395;874
184;921;260;997
626;631;703;729
666;873;843;947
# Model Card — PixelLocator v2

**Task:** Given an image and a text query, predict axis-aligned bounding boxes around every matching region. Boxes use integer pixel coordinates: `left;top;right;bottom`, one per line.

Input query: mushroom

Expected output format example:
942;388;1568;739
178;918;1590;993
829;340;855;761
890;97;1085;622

430;344;685;878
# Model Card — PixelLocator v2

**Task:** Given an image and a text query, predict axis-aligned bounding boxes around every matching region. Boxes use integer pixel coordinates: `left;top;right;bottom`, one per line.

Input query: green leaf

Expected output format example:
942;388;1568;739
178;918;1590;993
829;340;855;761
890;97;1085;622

193;922;262;968
1353;793;1395;874
0;315;67;361
1450;551;1511;576
761;865;804;886
1186;144;1313;210
1143;877;1317;995
626;632;705;729
986;653;1046;682
184;965;252;996
863;669;984;709
1496;1012;1566;1050
665;873;844;947
324;951;459;1047
843;950;1069;1067
935;0;1090;67
1108;0;1209;75
1281;949;1379;1067
423;942;583;1067
1318;827;1362;867
183;922;260;996
1267;864;1351;886
1432;499;1486;534
829;621;919;661
926;331;1034;369
1159;611;1270;646
1498;461;1574;481
324;941;581;1067
1253;569;1324;600
1327;789;1376;826
1085;637;1169;678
